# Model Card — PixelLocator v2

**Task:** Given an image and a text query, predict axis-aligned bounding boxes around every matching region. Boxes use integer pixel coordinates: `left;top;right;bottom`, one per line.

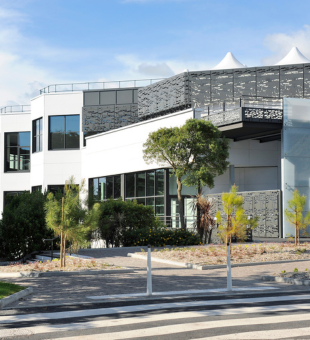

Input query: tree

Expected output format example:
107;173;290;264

216;185;258;252
190;194;216;243
45;176;100;267
285;190;310;245
0;191;53;260
143;118;229;230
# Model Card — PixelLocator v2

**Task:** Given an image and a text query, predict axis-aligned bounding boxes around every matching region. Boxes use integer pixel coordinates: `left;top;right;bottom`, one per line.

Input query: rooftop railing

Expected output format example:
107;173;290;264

39;78;165;94
0;105;31;114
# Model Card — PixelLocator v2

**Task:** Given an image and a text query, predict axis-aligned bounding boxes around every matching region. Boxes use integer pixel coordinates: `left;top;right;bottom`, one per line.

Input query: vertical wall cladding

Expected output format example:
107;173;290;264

304;65;310;98
82;89;139;133
208;190;281;240
137;73;190;119
211;70;234;101
189;71;211;108
256;67;280;98
280;65;304;98
234;69;257;98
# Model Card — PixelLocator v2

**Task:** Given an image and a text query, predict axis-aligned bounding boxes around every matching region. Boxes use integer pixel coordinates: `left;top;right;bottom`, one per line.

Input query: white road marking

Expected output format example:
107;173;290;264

0;294;308;324
87;286;278;299
1;302;310;338
27;312;310;340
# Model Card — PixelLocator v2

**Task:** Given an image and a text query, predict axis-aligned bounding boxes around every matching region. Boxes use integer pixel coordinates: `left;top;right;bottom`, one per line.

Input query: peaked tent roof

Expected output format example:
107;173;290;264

275;47;310;65
212;52;245;70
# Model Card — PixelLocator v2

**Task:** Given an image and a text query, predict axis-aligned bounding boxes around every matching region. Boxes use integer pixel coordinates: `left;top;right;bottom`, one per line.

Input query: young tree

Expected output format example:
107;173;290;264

45;176;100;267
143;118;229;230
216;185;258;252
285;190;310;245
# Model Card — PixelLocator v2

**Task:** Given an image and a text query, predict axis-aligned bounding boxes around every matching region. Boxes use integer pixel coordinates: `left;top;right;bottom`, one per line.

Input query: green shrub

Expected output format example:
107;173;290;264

0;191;53;260
123;228;201;247
98;198;165;247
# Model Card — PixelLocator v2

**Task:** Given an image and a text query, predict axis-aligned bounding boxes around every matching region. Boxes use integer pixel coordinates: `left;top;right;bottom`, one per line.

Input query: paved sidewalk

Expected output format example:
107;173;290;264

2;247;310;309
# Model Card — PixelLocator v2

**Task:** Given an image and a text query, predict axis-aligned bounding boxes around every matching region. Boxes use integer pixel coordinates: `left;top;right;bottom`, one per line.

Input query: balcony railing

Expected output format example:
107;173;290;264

0;105;31;114
39;78;165;94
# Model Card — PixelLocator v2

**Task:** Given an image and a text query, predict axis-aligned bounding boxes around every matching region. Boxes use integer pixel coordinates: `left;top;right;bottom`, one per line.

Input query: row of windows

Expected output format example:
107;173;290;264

5;115;80;172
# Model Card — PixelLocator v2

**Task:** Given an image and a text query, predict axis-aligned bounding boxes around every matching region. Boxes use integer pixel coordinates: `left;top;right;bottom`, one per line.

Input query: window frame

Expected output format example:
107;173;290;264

48;115;80;150
32;117;43;153
4;132;31;173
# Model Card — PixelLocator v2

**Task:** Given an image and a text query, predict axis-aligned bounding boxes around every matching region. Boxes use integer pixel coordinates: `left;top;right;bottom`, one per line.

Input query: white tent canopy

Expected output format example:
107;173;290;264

275;47;310;65
212;52;245;70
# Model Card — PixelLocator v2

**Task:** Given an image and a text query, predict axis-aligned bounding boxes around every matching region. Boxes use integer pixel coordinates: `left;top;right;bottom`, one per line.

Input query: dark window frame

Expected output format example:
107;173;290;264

48;115;80;150
32;117;43;153
4;132;31;173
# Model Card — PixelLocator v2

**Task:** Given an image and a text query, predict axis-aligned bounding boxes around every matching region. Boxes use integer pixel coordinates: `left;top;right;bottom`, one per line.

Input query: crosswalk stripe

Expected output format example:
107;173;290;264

22;313;310;340
1;303;310;338
1;294;309;324
194;327;310;339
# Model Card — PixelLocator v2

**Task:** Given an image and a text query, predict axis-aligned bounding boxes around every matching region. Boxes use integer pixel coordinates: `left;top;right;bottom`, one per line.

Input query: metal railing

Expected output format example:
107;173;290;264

201;97;283;116
0;105;31;114
39;78;166;94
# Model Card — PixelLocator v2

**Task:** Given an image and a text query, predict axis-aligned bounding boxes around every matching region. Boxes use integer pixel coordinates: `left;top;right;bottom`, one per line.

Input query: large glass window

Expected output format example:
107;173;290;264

90;175;121;201
32;118;43;153
5;132;30;172
49;115;80;150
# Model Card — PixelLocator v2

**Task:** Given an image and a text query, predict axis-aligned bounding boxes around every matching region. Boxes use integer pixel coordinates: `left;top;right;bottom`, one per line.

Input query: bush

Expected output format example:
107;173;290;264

98;198;164;247
0;191;53;260
123;228;201;247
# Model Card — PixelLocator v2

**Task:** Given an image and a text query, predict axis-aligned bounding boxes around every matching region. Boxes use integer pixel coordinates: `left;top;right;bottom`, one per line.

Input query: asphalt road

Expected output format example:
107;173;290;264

1;289;310;339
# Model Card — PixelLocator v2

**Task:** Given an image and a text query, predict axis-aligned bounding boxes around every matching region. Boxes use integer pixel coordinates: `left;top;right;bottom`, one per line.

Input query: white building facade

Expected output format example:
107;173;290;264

2;47;310;240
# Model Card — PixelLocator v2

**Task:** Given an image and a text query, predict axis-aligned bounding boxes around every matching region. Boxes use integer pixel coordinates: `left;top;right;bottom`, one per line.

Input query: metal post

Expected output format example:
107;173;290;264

147;244;152;296
227;242;232;291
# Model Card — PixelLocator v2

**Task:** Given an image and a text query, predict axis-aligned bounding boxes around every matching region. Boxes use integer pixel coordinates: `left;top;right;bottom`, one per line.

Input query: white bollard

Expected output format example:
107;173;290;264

147;244;152;296
227;242;232;291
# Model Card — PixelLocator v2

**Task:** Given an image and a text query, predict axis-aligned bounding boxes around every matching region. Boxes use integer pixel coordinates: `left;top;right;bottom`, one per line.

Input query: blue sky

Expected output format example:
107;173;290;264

1;0;310;106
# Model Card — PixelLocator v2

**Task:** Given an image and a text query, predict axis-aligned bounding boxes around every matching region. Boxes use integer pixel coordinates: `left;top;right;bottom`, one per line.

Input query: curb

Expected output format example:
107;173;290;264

0;287;33;309
0;268;135;278
128;253;310;270
262;275;310;286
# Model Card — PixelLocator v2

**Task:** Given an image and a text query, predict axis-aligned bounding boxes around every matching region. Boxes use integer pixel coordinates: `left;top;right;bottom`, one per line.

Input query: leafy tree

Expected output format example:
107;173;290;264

285;190;310;245
98;198;164;247
45;176;100;267
0;191;53;260
216;185;258;252
143;118;229;230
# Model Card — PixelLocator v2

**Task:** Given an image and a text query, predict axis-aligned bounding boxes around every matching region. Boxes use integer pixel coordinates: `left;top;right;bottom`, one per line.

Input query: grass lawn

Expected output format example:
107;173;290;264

0;281;25;299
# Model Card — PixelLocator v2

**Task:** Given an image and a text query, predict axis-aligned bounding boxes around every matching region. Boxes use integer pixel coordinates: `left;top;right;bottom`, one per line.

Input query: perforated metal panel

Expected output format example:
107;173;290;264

207;190;281;240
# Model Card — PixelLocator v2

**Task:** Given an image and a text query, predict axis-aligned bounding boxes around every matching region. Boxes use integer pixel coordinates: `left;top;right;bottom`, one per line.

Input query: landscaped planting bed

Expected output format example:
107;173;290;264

136;242;310;265
0;257;120;273
0;281;25;299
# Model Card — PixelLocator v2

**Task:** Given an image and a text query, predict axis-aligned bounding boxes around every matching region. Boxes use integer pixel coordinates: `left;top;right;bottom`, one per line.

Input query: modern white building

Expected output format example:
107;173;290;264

2;47;310;240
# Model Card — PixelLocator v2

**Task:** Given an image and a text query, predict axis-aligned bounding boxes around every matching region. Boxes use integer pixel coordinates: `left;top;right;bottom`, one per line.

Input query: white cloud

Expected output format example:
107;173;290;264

262;25;310;65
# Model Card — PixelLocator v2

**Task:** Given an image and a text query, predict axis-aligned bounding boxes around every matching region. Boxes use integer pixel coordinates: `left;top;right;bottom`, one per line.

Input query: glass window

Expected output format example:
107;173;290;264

47;185;65;195
49;115;79;150
114;175;121;198
32;118;43;152
126;173;135;198
5;132;30;172
155;197;164;216
99;177;106;200
106;176;113;199
136;172;145;197
155;169;164;195
146;197;155;211
136;198;145;205
146;171;155;196
32;186;42;193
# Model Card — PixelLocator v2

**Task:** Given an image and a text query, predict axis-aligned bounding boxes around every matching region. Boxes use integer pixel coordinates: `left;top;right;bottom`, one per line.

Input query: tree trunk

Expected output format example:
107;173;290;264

208;228;212;244
60;230;63;268
295;210;297;246
197;182;203;241
63;235;66;267
61;197;65;268
176;176;185;230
